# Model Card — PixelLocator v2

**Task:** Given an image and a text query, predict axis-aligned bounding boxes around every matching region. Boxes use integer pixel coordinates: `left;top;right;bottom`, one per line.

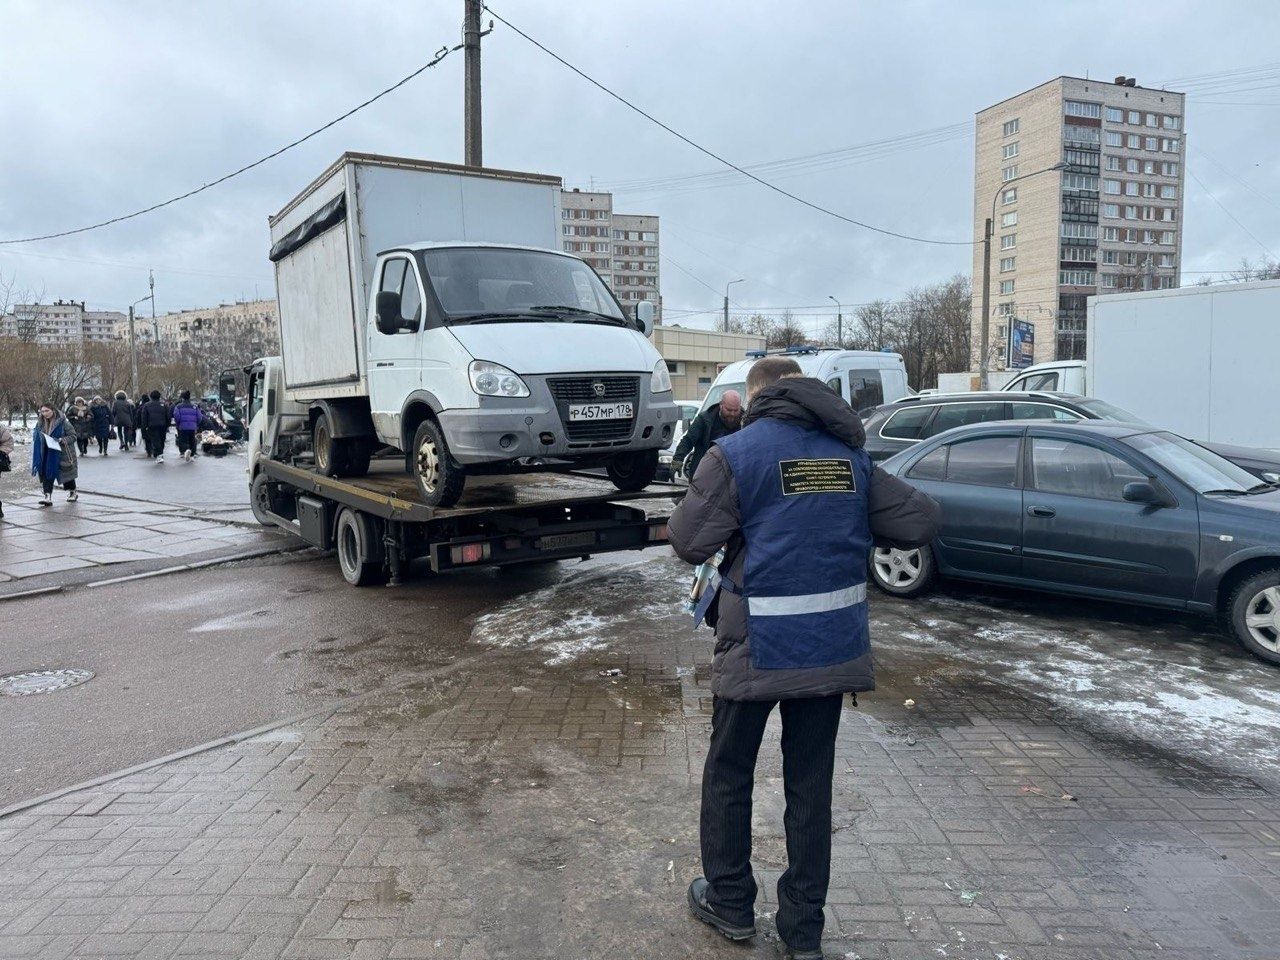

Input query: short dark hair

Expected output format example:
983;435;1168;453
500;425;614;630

746;356;803;398
180;390;191;401
150;390;161;401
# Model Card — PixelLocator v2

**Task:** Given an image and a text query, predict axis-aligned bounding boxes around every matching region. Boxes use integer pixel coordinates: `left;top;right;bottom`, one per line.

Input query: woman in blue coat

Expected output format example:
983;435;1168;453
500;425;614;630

32;403;78;506
89;395;112;456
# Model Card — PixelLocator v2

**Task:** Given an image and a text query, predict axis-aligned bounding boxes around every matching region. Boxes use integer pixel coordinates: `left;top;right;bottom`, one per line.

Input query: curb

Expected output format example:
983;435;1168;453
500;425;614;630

84;543;307;588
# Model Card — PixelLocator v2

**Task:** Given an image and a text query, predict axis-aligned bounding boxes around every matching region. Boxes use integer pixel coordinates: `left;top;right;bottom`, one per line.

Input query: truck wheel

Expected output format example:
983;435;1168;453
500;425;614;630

344;440;372;478
249;473;275;526
606;449;659;492
411;419;466;508
868;544;937;598
335;508;386;586
1226;567;1280;666
313;413;344;477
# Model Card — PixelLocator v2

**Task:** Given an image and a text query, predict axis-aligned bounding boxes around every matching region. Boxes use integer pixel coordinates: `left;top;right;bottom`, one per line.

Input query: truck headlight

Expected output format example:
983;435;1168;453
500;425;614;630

651;360;672;394
469;360;530;398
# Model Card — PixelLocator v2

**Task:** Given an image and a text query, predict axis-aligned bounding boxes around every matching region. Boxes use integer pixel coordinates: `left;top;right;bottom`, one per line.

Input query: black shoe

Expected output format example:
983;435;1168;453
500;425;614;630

782;948;823;959
687;877;755;941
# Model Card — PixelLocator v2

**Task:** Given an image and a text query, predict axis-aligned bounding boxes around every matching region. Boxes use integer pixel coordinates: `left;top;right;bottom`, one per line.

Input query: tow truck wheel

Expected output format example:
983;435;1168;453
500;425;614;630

606;449;659;492
249;473;275;526
335;507;386;587
1227;567;1280;666
869;545;937;598
411;419;466;508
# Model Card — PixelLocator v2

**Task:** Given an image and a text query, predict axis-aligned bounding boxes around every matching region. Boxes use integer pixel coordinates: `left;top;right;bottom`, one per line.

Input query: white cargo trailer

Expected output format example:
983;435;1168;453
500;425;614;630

1086;280;1280;449
268;152;563;400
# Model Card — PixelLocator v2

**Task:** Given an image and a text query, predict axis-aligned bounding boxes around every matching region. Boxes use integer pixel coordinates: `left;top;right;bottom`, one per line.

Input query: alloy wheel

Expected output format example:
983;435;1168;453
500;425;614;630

1244;585;1280;653
873;547;922;588
416;436;440;494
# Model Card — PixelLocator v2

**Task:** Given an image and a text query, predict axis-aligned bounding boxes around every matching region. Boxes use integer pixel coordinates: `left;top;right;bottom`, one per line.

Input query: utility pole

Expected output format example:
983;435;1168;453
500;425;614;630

149;270;158;343
723;278;743;333
463;0;483;166
128;305;139;398
828;295;843;347
978;216;992;390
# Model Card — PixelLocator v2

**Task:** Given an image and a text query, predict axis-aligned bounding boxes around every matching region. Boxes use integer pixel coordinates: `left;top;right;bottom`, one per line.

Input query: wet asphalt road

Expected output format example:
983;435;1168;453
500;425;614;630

5;541;1279;811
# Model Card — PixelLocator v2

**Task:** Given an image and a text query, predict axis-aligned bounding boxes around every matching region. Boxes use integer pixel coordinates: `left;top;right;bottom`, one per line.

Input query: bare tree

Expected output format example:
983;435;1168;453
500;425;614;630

767;310;810;350
1230;256;1280;282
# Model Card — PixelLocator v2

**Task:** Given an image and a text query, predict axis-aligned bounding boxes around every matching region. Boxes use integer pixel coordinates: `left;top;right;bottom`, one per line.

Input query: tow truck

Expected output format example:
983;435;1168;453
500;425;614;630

237;358;683;586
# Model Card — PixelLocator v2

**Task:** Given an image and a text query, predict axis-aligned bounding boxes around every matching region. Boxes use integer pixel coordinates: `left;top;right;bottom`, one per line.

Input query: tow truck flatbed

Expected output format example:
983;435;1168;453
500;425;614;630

256;458;685;585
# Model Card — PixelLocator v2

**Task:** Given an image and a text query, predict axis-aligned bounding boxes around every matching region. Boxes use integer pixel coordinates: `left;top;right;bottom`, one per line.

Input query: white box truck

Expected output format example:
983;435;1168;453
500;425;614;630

1085;280;1280;450
267;153;676;506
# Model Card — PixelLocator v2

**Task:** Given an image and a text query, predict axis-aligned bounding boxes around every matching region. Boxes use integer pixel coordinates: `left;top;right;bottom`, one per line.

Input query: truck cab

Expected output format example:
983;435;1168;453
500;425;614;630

702;347;911;415
1001;360;1087;394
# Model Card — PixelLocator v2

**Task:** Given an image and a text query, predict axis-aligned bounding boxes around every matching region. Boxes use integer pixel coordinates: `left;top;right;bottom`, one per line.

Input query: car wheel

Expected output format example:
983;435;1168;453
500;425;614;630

869;544;937;598
411;419;466;508
1227;567;1280;666
335;508;386;586
249;472;275;526
606;449;659;492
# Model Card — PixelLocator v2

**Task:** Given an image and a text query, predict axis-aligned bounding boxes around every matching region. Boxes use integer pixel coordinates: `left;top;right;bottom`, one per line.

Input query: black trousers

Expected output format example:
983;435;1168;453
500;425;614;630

147;426;167;456
701;694;843;951
176;429;196;455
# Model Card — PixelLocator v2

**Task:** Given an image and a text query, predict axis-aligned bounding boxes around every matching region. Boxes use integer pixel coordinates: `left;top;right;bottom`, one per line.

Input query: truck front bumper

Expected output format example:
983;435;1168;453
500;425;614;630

438;374;677;466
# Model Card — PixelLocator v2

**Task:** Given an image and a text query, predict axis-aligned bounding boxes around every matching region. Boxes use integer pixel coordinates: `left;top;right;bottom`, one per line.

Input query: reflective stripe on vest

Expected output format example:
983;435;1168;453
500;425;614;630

747;582;866;617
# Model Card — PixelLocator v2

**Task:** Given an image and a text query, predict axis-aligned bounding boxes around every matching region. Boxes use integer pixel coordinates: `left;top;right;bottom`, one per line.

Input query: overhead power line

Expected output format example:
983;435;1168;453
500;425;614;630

0;43;459;245
483;5;973;247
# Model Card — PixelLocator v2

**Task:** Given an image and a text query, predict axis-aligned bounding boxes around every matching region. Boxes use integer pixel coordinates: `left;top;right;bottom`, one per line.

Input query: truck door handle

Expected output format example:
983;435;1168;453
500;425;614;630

1027;506;1056;518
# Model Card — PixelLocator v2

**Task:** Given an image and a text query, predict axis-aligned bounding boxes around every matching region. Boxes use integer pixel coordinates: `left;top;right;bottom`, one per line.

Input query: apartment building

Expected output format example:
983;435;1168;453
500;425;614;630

972;76;1186;366
560;189;661;320
145;298;279;349
0;300;121;345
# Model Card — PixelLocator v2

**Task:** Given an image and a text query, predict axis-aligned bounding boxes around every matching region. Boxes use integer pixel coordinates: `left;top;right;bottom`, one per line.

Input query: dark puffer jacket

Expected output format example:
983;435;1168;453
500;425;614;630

668;377;940;701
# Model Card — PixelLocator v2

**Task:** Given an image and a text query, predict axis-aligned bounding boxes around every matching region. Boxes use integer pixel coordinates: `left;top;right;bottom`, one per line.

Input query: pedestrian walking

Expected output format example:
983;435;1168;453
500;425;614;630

172;390;201;461
32;403;79;506
673;390;743;478
140;390;169;462
668;357;940;959
66;397;92;455
111;391;135;451
89;395;112;456
0;421;13;520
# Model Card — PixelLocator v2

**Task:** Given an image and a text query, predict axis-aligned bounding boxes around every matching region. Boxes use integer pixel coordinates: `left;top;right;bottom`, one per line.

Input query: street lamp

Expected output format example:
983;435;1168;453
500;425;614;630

978;161;1068;390
827;295;843;347
128;292;155;398
723;278;744;333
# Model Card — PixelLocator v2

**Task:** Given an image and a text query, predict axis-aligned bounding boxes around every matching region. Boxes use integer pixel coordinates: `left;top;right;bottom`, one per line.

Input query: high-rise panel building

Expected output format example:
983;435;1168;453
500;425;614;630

0;300;120;345
971;76;1186;367
559;189;661;320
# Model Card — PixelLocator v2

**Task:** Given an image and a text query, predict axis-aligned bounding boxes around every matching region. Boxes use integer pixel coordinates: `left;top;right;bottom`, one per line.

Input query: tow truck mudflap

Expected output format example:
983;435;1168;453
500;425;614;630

429;511;670;572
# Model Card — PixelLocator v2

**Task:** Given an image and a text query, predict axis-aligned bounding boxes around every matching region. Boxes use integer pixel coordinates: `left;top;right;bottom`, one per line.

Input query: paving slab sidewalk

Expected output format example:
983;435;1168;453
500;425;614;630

0;594;1276;960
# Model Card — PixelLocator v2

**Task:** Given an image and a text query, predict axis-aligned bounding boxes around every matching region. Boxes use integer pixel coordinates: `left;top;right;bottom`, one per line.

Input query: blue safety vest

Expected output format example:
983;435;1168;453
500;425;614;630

715;418;873;670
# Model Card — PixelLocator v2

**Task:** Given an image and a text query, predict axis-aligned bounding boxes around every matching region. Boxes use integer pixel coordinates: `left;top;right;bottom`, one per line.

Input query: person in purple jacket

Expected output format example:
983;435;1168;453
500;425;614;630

172;390;202;461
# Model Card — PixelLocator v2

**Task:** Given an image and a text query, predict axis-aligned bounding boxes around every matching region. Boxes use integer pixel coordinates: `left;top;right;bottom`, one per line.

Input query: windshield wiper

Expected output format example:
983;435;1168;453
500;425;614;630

451;312;547;324
526;305;625;324
1246;481;1280;493
1201;488;1250;497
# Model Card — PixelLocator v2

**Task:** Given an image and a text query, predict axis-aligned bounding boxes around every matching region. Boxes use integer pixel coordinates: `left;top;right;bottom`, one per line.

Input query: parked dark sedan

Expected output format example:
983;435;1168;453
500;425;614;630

862;391;1280;480
872;420;1280;666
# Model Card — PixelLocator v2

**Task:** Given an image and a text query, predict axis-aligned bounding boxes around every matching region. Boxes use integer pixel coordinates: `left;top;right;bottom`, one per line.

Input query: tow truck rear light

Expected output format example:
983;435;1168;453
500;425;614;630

648;523;668;542
450;542;491;565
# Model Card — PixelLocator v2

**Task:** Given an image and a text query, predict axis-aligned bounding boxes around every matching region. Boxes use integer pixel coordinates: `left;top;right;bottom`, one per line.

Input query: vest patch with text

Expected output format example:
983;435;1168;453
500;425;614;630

778;458;855;496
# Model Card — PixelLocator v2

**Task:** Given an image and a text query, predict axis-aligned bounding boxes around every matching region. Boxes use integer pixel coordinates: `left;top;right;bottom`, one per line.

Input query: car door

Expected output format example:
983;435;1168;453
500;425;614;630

903;429;1025;578
1020;432;1199;604
366;256;424;443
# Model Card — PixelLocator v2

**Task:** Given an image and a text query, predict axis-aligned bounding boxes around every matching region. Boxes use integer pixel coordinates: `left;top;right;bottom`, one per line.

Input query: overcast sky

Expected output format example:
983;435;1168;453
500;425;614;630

3;0;1279;334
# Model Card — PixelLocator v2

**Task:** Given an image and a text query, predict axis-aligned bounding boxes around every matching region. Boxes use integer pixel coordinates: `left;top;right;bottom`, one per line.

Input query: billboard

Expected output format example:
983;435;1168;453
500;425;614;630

1008;319;1035;369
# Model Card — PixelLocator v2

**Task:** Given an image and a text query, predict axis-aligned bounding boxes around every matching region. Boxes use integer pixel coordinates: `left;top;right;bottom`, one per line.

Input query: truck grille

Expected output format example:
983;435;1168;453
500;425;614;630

547;375;640;444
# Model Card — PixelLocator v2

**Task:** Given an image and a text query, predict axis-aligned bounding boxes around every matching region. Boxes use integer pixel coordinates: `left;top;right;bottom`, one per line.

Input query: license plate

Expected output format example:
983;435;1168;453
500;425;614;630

568;402;633;421
537;531;597;551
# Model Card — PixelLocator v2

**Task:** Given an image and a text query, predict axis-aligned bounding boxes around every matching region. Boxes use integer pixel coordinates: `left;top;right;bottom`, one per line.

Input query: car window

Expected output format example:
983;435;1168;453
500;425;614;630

1010;402;1081;422
881;405;934;440
848;370;884;410
924;402;1007;438
703;381;745;411
1030;438;1146;500
1015;372;1058;391
944;436;1020;487
826;376;843;397
399;264;423;330
906;445;947;480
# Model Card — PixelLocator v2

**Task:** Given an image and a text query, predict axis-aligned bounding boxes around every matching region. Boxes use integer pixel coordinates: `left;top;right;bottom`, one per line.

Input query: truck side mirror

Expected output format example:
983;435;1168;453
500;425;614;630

634;300;655;337
376;291;402;335
1122;481;1163;506
217;370;237;407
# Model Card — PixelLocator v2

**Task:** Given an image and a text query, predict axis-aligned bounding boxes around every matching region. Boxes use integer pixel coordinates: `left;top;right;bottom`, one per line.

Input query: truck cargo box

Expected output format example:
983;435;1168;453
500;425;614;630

267;153;563;400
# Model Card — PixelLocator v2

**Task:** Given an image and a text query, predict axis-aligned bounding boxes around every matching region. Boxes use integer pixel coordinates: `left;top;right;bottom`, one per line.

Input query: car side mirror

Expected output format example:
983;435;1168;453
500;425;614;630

1263;471;1280;485
375;291;402;335
1123;481;1163;506
634;300;655;337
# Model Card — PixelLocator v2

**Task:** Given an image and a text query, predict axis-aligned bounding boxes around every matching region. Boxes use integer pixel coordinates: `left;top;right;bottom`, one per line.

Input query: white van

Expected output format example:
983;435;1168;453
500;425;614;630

701;347;911;415
1001;359;1086;394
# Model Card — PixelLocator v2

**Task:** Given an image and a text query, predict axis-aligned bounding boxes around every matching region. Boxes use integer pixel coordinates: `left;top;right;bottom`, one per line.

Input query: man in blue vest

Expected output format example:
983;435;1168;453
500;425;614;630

668;356;940;959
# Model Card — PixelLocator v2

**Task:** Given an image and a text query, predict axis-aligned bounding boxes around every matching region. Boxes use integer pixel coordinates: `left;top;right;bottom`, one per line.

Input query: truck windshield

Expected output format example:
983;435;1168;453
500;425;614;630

421;248;626;324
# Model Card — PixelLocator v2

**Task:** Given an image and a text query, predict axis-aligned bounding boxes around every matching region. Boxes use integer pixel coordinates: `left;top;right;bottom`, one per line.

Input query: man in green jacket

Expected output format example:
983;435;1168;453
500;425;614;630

673;390;742;478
